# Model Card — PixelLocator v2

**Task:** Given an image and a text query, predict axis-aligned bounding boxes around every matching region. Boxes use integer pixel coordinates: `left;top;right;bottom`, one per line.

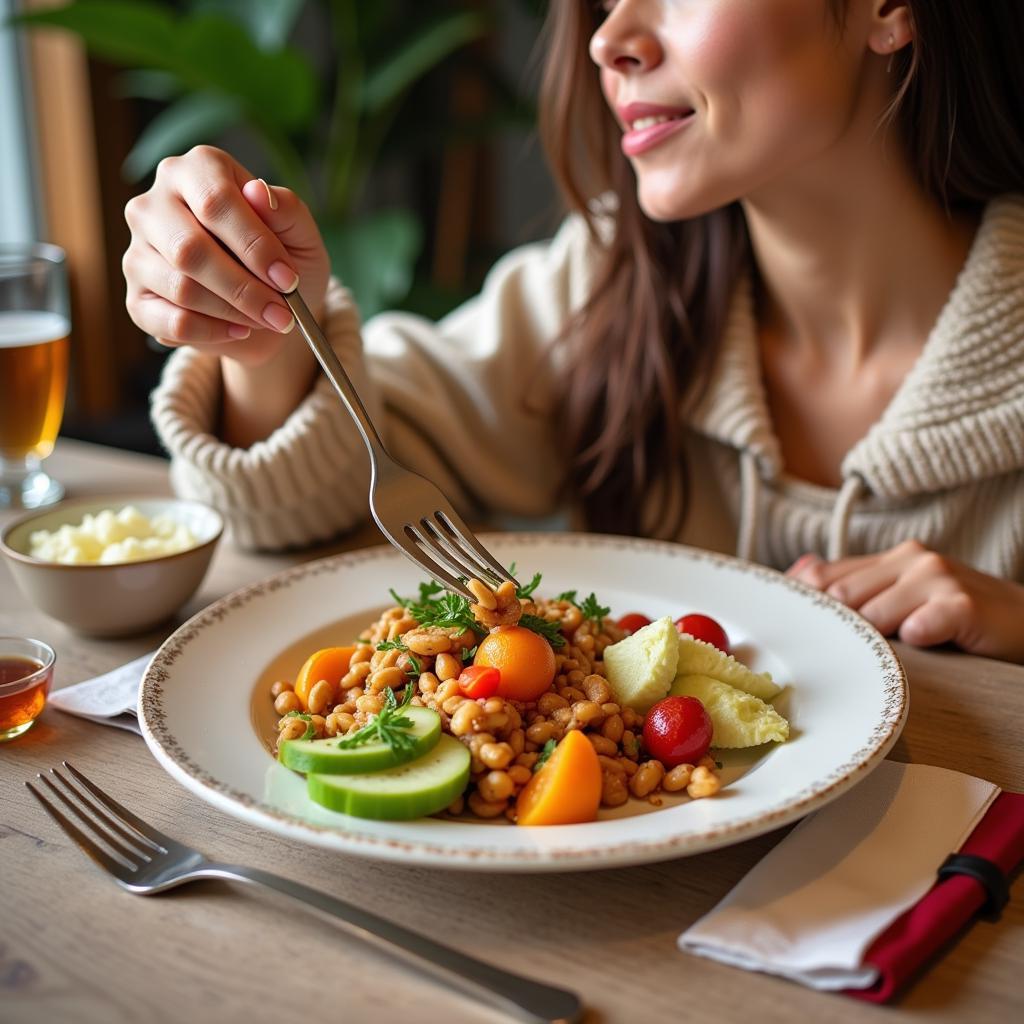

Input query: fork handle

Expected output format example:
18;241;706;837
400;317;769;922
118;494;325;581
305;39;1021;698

199;862;583;1024
282;289;388;462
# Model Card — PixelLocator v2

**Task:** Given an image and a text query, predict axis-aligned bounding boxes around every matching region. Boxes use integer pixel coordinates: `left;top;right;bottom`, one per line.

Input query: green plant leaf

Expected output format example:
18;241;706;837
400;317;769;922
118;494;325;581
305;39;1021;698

122;92;243;181
114;68;182;101
14;3;317;133
10;1;177;67
188;0;306;51
361;10;487;114
322;210;422;319
173;15;316;130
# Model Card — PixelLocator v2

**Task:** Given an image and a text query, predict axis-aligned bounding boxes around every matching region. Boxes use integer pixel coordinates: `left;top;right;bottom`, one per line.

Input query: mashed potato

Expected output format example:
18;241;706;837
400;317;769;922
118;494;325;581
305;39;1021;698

29;505;199;564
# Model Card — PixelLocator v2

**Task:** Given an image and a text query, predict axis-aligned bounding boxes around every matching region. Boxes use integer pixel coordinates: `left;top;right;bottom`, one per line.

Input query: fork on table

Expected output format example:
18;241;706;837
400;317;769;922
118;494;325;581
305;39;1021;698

282;288;519;603
27;762;583;1024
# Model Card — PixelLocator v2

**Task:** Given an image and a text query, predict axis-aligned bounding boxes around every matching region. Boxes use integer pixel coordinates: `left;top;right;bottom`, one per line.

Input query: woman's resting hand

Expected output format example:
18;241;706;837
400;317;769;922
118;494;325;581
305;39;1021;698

787;540;1024;664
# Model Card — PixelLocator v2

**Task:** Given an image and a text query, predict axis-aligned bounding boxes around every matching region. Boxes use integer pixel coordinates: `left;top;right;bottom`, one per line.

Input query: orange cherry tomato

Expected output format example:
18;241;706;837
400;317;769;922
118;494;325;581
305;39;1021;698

473;625;556;703
457;665;501;700
294;645;356;710
516;730;602;826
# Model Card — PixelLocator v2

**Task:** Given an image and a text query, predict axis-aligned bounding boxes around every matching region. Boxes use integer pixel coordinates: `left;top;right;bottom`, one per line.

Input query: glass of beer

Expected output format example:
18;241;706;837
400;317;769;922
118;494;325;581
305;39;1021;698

0;243;70;509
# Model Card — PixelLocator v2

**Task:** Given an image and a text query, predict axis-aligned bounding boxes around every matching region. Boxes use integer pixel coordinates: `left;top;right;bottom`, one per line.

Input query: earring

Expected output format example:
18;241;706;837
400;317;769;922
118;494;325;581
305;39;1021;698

886;34;896;73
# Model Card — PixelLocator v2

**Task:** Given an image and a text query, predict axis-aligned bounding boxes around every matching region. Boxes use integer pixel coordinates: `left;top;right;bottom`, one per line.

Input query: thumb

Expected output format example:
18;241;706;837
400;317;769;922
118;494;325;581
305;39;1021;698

240;178;326;273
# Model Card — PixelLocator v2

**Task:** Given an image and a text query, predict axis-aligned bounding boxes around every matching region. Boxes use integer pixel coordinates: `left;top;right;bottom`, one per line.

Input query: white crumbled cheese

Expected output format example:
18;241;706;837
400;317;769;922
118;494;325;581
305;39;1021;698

29;506;199;565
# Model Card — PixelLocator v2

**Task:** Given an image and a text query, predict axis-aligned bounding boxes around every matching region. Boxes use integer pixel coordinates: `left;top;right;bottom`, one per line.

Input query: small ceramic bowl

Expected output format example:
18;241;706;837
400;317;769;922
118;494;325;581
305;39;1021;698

1;496;223;637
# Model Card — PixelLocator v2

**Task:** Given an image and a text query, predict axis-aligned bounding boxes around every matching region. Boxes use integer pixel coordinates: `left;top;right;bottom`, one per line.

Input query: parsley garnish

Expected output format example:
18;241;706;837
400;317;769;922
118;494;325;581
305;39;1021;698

389;583;483;636
336;685;420;756
519;614;567;649
555;590;610;631
283;710;316;741
375;638;422;676
534;738;557;772
513;566;543;600
461;644;479;662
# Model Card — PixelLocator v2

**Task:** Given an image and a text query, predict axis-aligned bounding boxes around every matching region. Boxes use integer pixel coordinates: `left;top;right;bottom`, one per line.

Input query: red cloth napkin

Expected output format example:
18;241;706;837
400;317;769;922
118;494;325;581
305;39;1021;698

846;790;1024;1003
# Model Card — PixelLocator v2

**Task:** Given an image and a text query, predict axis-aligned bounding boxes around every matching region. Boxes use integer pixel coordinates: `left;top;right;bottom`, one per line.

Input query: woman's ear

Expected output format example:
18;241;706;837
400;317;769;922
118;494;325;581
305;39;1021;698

867;0;913;58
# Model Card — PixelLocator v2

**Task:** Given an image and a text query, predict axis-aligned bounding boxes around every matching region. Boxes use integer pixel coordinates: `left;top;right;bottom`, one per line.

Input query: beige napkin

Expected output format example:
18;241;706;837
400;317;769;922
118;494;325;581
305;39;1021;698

679;760;999;990
47;652;155;734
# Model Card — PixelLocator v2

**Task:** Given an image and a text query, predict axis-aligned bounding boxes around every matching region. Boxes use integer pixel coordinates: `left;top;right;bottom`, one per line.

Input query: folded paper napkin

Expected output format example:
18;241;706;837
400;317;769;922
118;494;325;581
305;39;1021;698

679;759;1022;999
47;652;155;735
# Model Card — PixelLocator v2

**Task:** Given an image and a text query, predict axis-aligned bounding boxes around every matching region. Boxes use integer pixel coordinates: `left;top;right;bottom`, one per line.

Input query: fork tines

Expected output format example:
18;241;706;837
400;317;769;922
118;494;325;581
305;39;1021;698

25;761;166;878
401;510;517;601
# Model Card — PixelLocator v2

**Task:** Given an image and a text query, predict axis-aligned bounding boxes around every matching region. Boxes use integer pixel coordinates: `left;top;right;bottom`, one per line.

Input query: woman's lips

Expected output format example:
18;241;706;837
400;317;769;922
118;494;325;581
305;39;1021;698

621;111;696;157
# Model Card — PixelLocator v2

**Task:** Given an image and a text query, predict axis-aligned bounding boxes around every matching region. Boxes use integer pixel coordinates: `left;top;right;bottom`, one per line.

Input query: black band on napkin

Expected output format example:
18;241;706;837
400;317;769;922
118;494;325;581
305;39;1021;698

937;853;1009;918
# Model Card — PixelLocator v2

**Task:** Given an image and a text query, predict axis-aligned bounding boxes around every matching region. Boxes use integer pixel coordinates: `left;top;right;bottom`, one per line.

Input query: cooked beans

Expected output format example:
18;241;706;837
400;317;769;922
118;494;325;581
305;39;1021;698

434;653;462;681
307;678;336;715
274;586;725;816
274;691;302;716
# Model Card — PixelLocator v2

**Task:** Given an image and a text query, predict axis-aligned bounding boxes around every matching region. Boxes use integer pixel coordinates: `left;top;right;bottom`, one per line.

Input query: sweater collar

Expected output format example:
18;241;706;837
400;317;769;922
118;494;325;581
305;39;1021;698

688;194;1024;499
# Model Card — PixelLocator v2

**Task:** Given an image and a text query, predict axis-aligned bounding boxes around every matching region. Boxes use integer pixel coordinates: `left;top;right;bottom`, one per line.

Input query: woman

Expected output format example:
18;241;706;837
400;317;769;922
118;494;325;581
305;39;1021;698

123;0;1024;661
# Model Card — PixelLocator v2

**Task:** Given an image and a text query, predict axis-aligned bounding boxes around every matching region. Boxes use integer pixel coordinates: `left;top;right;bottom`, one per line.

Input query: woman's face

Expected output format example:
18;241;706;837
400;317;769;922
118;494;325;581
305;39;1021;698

590;0;880;220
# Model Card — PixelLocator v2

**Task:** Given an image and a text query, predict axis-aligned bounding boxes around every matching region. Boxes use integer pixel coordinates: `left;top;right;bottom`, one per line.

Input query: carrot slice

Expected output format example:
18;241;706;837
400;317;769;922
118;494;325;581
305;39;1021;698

515;730;602;826
294;645;357;711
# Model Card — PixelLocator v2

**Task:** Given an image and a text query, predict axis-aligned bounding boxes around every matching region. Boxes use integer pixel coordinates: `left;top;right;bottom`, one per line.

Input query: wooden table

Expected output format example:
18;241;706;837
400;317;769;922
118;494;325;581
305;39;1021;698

3;440;1022;1024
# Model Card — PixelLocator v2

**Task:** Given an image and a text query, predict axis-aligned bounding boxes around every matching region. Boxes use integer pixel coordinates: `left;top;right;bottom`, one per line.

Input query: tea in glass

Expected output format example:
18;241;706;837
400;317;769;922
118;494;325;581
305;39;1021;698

0;244;70;509
0;637;55;741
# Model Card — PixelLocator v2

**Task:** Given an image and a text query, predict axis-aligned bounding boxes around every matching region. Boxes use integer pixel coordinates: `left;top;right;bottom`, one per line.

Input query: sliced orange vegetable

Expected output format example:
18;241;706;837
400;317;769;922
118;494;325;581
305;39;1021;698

294;645;357;710
474;626;556;703
515;730;602;827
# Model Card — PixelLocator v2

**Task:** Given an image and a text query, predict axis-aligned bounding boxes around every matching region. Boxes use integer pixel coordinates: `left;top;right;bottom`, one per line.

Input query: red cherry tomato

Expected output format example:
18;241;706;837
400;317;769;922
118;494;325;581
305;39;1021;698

643;696;713;768
616;612;652;634
675;613;730;654
457;665;501;700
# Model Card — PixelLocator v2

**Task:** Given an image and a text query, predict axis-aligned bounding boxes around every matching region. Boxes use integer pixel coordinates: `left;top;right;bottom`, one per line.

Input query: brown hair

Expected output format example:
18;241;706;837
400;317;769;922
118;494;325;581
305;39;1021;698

539;0;1024;536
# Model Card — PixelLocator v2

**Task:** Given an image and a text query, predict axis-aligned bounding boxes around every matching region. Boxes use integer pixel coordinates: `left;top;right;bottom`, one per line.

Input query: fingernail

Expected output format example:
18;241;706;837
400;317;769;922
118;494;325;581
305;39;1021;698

227;325;251;340
262;302;294;333
258;178;278;211
267;260;298;293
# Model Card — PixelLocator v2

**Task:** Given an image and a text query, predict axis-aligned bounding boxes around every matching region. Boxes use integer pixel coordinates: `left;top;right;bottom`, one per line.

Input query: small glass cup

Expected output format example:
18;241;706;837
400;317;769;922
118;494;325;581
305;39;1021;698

0;636;56;741
0;243;71;509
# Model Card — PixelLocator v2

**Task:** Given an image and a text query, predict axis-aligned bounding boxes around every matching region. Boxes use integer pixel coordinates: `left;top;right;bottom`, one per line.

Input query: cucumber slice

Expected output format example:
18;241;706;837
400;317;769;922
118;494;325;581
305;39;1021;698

307;735;471;820
279;705;440;775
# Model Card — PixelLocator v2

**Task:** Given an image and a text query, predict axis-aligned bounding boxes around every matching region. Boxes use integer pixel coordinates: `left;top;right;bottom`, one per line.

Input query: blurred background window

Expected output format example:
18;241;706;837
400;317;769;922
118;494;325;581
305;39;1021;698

3;0;554;456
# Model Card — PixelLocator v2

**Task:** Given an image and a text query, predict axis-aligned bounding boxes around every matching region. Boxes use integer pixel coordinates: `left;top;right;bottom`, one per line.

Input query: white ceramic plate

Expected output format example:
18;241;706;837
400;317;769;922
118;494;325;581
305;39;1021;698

139;533;907;872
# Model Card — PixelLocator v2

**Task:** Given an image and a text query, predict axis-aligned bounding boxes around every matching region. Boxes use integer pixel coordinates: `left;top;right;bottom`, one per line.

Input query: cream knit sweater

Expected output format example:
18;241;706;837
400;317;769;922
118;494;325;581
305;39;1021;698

151;195;1024;581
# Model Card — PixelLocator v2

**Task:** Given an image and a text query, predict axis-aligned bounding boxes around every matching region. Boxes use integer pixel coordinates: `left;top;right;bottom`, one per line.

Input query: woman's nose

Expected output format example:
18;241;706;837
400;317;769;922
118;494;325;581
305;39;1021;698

589;5;663;74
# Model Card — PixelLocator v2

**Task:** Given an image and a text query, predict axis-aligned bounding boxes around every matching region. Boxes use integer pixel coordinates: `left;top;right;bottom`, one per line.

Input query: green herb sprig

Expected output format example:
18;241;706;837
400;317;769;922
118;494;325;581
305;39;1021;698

510;563;542;600
534;738;557;772
336;685;419;756
555;590;611;631
390;583;482;636
283;710;316;741
519;614;567;649
375;638;422;676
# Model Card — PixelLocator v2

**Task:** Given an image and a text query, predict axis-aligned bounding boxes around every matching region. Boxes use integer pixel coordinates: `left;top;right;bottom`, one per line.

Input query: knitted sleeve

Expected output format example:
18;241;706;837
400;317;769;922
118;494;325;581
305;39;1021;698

149;213;597;549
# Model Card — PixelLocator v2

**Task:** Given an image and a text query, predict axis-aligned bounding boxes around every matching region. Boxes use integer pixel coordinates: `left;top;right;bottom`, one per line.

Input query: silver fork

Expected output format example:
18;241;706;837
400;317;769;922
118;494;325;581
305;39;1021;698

282;288;517;602
26;762;582;1024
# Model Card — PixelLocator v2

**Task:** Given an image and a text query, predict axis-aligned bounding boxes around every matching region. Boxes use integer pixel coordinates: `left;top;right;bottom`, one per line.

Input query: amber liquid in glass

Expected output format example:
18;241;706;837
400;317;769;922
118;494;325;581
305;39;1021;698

0;656;51;732
0;313;71;460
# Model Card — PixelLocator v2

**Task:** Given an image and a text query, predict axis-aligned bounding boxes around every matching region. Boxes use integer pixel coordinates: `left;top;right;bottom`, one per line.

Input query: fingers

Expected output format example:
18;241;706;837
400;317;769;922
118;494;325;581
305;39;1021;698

124;242;265;331
897;593;971;648
136;195;295;334
128;292;252;347
240;178;327;270
157;148;300;293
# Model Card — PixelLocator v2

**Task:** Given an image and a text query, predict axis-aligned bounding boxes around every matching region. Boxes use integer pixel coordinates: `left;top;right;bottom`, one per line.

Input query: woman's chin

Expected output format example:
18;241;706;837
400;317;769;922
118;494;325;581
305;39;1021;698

636;181;739;224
